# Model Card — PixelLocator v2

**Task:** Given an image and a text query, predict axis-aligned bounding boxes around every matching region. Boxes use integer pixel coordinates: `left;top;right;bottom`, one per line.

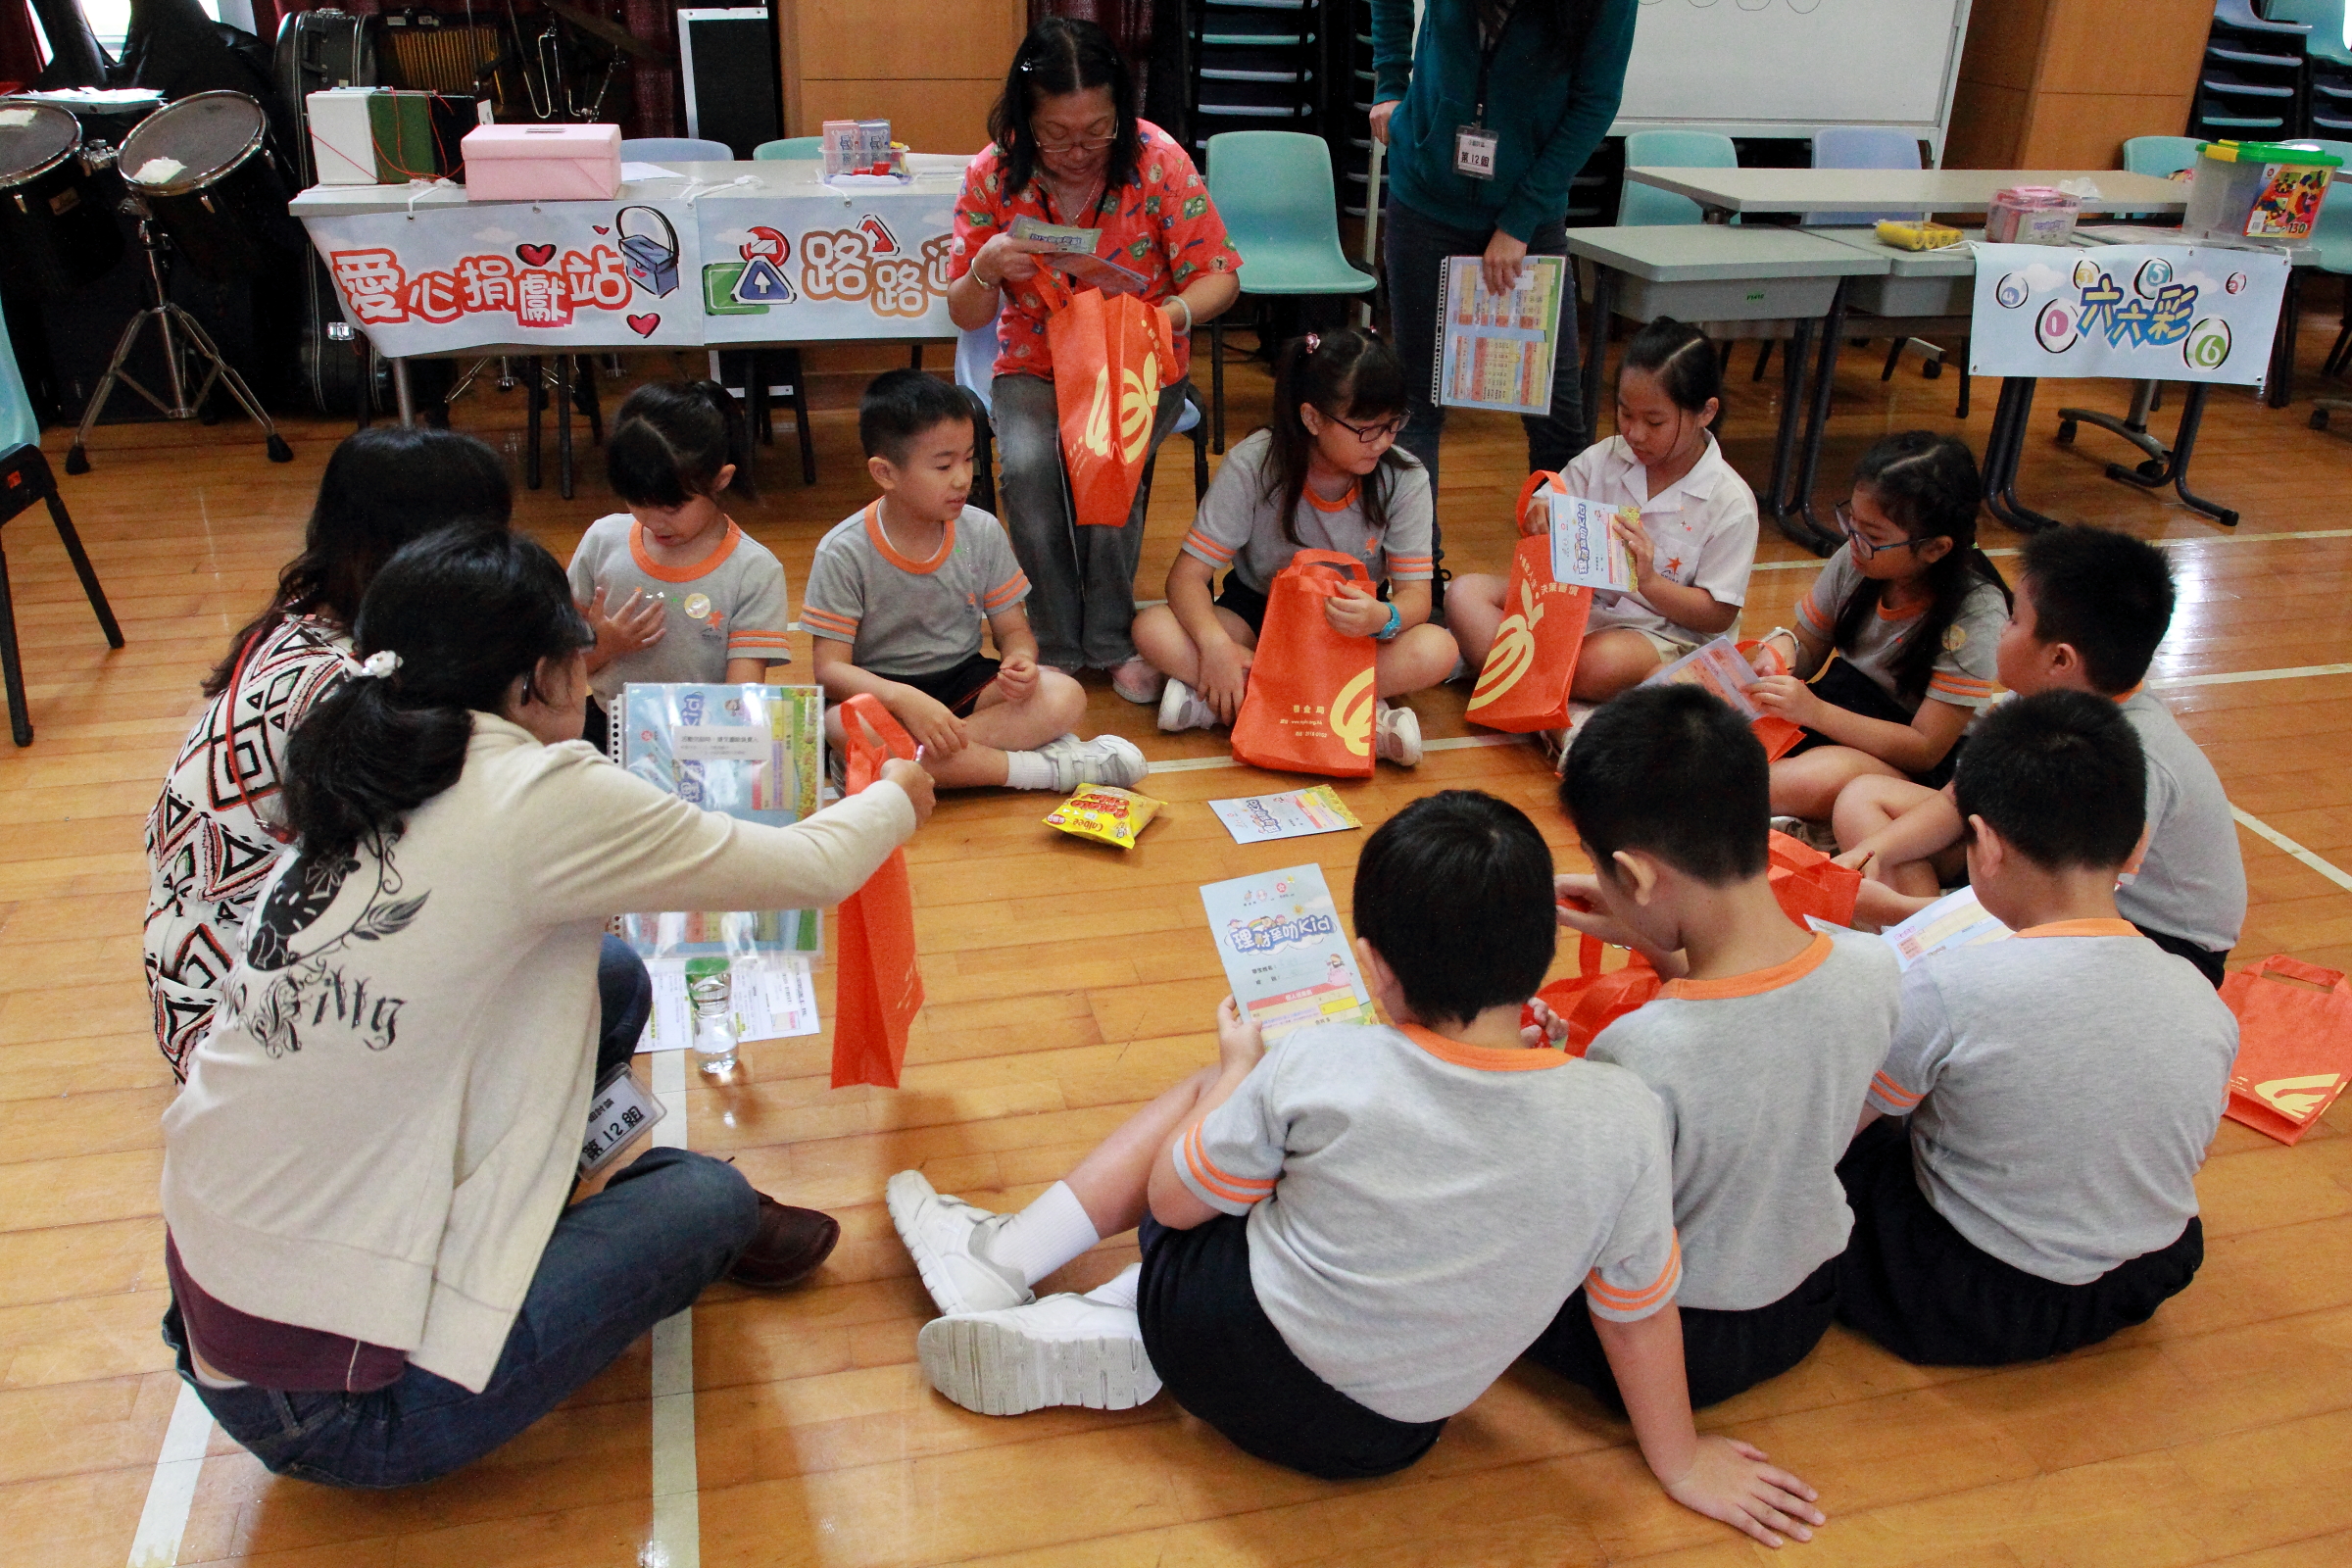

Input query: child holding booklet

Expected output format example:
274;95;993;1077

804;369;1148;792
1831;525;2245;986
1839;690;2237;1365
1447;317;1757;702
1131;328;1456;766
883;791;1824;1548
1745;431;2010;820
1541;686;1900;1408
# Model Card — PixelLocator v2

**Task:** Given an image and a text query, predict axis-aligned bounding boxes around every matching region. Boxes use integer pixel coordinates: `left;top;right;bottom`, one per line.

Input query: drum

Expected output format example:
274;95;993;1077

119;91;297;278
0;98;124;298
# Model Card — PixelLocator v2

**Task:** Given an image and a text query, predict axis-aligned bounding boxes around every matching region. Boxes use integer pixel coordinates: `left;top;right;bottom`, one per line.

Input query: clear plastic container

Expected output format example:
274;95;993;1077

689;969;739;1075
2185;140;2343;240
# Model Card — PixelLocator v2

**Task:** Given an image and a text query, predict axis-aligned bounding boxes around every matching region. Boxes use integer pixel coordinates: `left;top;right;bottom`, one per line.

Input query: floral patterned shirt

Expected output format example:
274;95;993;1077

952;121;1243;382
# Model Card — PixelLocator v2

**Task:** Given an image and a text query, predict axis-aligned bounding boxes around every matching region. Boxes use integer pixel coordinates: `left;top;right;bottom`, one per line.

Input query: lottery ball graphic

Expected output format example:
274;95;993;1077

2226;272;2248;295
2035;300;2078;353
2184;317;2231;371
2073;257;2102;289
1994;273;2030;310
2134;257;2173;298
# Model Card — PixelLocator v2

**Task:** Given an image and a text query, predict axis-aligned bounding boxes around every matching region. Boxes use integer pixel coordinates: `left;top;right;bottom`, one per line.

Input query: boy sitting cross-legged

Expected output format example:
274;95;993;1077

884;791;1824;1548
804;368;1147;791
1838;689;2239;1366
1831;524;2246;985
1537;685;1902;1409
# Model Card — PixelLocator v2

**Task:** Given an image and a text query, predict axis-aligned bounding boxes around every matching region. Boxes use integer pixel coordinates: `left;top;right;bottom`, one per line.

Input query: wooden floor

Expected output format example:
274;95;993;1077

6;303;2352;1568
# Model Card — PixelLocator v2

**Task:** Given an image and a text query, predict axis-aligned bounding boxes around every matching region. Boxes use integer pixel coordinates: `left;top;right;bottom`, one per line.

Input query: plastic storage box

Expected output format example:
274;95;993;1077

1986;186;2081;244
2185;140;2343;240
461;122;621;202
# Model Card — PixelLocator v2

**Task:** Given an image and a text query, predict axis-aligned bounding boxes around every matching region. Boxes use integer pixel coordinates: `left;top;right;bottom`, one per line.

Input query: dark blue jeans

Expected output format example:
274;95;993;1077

1384;198;1590;568
160;938;757;1489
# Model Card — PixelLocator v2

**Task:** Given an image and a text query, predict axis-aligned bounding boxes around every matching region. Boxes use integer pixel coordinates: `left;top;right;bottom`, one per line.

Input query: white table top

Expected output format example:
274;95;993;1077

1623;168;2191;216
289;154;970;218
1563;224;1891;281
1804;226;1985;275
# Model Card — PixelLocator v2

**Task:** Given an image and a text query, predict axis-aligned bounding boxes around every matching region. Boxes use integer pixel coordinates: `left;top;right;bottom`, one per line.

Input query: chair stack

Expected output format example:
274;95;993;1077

2192;0;2310;140
1180;0;1324;165
1341;0;1375;222
2265;0;2352;135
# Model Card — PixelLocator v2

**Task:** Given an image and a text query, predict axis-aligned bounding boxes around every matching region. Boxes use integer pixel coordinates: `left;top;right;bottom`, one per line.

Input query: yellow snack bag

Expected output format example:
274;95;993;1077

1044;785;1165;850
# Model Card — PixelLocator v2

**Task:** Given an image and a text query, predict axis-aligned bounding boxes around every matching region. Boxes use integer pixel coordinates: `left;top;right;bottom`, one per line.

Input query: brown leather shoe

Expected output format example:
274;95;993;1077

726;1194;840;1290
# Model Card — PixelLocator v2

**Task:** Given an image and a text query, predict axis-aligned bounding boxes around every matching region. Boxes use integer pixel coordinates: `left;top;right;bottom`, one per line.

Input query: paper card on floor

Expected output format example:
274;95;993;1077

636;954;819;1053
1435;253;1567;415
1208;785;1364;845
1641;636;1768;723
1200;863;1379;1042
1009;215;1103;253
1548;493;1639;599
1880;888;2012;971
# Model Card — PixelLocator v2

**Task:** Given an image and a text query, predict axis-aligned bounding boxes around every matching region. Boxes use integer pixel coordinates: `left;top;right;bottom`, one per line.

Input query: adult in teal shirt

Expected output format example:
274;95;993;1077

1371;0;1637;564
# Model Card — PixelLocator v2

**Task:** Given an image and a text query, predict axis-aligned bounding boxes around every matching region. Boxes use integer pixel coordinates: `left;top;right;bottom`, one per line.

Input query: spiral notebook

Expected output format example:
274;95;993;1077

1435;254;1568;416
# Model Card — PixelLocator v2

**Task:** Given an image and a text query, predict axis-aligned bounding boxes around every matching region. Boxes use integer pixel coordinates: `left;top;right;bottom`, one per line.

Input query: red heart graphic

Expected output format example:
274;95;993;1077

515;243;556;266
626;314;660;337
593;225;610;235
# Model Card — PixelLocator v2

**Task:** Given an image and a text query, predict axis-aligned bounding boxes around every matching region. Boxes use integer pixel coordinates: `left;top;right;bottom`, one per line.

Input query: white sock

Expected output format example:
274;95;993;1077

1083;1261;1143;1311
989;1180;1102;1286
1002;750;1055;790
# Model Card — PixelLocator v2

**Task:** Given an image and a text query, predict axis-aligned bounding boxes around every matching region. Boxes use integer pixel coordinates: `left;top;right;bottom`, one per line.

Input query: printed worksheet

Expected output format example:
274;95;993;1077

636;955;821;1053
1200;863;1379;1041
1207;785;1363;845
1880;888;2013;970
1642;636;1768;722
1436;254;1567;415
1549;492;1639;598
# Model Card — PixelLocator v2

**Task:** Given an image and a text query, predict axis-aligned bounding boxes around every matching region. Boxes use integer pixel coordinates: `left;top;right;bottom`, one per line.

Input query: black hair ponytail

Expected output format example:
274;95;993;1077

1833;431;2012;704
284;528;593;862
1620;316;1726;435
1262;327;1414;547
606;379;757;509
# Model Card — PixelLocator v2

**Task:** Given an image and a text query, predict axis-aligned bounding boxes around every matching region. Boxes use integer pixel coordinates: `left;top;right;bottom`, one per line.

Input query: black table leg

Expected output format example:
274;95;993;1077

524;355;544;490
556;356;574;502
1766;317;1817;550
2080;380;2237;527
1583;264;1615;450
1787;280;1849;554
1981;376;2064;534
2268;267;2302;411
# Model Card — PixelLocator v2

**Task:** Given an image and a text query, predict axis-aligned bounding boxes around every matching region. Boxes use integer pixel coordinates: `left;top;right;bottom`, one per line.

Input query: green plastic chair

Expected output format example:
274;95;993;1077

1203;130;1373;451
755;136;823;160
1618;129;1740;225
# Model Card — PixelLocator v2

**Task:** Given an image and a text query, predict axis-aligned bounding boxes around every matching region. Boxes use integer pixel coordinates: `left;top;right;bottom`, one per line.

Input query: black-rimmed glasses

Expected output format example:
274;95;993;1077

1835;502;1930;562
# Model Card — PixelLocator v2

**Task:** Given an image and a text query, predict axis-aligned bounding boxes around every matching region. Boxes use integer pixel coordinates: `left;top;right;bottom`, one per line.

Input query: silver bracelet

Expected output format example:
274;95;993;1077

1168;294;1193;335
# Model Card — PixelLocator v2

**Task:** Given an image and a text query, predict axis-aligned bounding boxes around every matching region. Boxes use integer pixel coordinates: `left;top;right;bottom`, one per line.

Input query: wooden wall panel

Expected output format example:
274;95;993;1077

2021;90;2206;168
2037;0;2211;95
1947;78;2032;169
1945;0;2204;169
799;0;1023;80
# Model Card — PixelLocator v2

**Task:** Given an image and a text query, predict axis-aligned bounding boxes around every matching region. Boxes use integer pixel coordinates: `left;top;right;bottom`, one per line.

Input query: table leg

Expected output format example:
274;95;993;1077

393;357;416;427
556;356;575;502
1788;281;1849;554
2268;267;2302;411
1765;318;1815;549
524;356;543;491
1583;265;1615;447
2166;383;2238;526
1981;377;2064;534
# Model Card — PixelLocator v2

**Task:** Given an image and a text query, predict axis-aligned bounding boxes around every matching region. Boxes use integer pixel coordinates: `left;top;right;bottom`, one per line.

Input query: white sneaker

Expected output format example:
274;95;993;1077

1039;732;1149;790
1109;657;1164;706
1375;701;1423;766
1157;677;1215;733
1771;815;1839;855
916;1292;1162;1416
884;1170;1032;1316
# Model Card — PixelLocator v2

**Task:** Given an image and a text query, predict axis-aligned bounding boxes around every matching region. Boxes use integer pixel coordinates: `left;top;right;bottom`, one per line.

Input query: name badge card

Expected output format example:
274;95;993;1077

1454;125;1498;180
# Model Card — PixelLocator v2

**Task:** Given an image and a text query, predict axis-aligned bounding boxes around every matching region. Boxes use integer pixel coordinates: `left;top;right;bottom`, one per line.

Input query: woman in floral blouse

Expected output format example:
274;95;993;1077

948;16;1243;703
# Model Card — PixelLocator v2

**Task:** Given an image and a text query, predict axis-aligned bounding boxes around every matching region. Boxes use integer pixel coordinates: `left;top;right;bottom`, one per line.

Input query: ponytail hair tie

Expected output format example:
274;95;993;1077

340;650;403;680
1303;332;1321;355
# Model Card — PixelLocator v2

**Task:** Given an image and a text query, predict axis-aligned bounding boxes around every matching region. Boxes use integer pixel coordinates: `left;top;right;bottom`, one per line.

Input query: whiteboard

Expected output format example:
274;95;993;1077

1611;0;1975;154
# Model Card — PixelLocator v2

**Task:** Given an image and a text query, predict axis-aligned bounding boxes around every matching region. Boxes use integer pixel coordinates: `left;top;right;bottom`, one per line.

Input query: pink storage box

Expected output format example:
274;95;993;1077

1985;185;2080;245
461;123;621;202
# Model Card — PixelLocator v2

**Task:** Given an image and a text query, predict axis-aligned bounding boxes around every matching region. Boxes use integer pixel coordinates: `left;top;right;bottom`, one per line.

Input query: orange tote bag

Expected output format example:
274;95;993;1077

1765;829;1863;929
1230;550;1381;778
1522;935;1664;1056
1466;530;1593;733
2221;956;2352;1145
830;694;925;1090
1037;271;1174;529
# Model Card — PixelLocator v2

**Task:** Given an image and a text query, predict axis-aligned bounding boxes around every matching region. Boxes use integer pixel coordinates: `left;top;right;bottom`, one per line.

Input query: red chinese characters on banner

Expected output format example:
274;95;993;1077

329;242;635;328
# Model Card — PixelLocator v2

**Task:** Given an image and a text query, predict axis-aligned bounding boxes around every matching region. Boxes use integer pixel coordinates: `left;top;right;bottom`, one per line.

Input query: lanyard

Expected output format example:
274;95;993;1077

1473;1;1521;125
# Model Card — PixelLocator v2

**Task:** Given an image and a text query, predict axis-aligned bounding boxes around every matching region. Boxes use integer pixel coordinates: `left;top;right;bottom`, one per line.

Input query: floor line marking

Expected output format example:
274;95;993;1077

1147;733;1525;774
2231;808;2352;895
2150;663;2352;689
1746;526;2352;571
646;1047;701;1568
125;1380;214;1568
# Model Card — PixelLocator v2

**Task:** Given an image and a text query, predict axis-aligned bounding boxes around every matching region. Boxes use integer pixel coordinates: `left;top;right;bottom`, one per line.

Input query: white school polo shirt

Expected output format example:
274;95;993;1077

1560;433;1760;643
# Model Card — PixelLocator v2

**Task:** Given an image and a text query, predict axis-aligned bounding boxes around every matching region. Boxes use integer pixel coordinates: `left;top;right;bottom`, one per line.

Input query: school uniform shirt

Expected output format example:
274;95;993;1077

1178;431;1436;595
1794;544;2007;712
1173;1021;1681;1425
801;504;1029;678
2116;689;2246;953
161;717;917;1393
1587;930;1901;1312
951;122;1243;383
1864;921;2238;1286
566;515;792;703
1560;434;1759;644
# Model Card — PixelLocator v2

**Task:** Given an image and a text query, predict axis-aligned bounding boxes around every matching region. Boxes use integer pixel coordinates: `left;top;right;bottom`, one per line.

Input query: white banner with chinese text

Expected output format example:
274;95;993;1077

302;182;959;355
1969;243;2289;386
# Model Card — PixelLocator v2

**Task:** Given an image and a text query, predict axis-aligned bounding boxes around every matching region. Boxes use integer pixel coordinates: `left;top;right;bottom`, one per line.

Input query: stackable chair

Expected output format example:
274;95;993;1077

754;137;824;159
1203;130;1376;452
1802;126;1963;393
1617;128;1740;225
619;136;733;163
2266;0;2352;135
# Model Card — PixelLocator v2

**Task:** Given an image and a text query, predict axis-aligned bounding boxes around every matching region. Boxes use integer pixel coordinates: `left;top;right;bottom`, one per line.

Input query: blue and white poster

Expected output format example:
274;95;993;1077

1969;243;2290;387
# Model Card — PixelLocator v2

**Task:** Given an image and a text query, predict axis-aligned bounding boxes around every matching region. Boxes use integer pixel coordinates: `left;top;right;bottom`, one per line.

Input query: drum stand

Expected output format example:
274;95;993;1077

63;212;295;475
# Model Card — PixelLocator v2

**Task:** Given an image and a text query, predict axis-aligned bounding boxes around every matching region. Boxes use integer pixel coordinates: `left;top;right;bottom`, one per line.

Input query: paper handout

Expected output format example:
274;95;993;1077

1200;863;1379;1042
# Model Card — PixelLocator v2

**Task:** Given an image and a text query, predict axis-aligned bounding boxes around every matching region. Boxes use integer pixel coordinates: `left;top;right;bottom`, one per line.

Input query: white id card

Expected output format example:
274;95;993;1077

1454;124;1498;180
579;1064;666;1177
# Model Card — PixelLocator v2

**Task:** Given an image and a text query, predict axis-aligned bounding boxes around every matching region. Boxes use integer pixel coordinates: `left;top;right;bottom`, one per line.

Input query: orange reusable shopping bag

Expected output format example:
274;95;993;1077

830;694;925;1090
1037;271;1175;529
1765;829;1863;929
1735;638;1808;762
1522;935;1663;1056
1466;530;1593;733
1230;550;1382;778
2220;956;2352;1145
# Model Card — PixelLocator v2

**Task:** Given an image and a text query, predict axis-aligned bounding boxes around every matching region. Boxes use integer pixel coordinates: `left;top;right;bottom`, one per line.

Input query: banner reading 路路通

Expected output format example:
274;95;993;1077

301;187;958;356
1968;242;2289;387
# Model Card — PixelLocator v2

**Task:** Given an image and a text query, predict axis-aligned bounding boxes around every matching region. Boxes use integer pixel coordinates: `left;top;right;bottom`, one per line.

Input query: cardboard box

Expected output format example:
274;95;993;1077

462;122;623;202
307;87;383;185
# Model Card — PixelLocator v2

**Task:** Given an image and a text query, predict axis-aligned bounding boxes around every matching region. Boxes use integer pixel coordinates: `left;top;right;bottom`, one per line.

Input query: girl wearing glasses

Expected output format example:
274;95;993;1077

947;18;1243;702
1747;431;2011;821
1132;328;1457;765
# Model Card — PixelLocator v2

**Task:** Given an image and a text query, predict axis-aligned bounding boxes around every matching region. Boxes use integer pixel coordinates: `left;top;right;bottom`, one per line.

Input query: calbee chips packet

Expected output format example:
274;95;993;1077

1044;785;1166;849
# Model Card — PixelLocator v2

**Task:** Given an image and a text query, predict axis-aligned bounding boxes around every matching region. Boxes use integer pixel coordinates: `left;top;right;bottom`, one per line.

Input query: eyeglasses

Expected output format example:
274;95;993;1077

1327;413;1405;446
1835;502;1931;562
1034;125;1116;153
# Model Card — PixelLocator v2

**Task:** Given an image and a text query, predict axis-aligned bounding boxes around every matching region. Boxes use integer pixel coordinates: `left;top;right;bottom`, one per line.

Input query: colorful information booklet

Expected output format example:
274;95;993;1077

1879;887;2013;970
1009;214;1152;293
1549;492;1639;599
1435;253;1567;415
1642;635;1768;722
1207;785;1364;845
1200;863;1380;1041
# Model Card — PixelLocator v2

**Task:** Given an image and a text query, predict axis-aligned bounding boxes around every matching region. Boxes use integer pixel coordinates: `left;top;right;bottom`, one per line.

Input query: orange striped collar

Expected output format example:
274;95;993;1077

629;517;741;583
1660;931;1833;1001
865;503;956;575
2015;918;2140;940
1304;481;1361;514
1402;1023;1572;1072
